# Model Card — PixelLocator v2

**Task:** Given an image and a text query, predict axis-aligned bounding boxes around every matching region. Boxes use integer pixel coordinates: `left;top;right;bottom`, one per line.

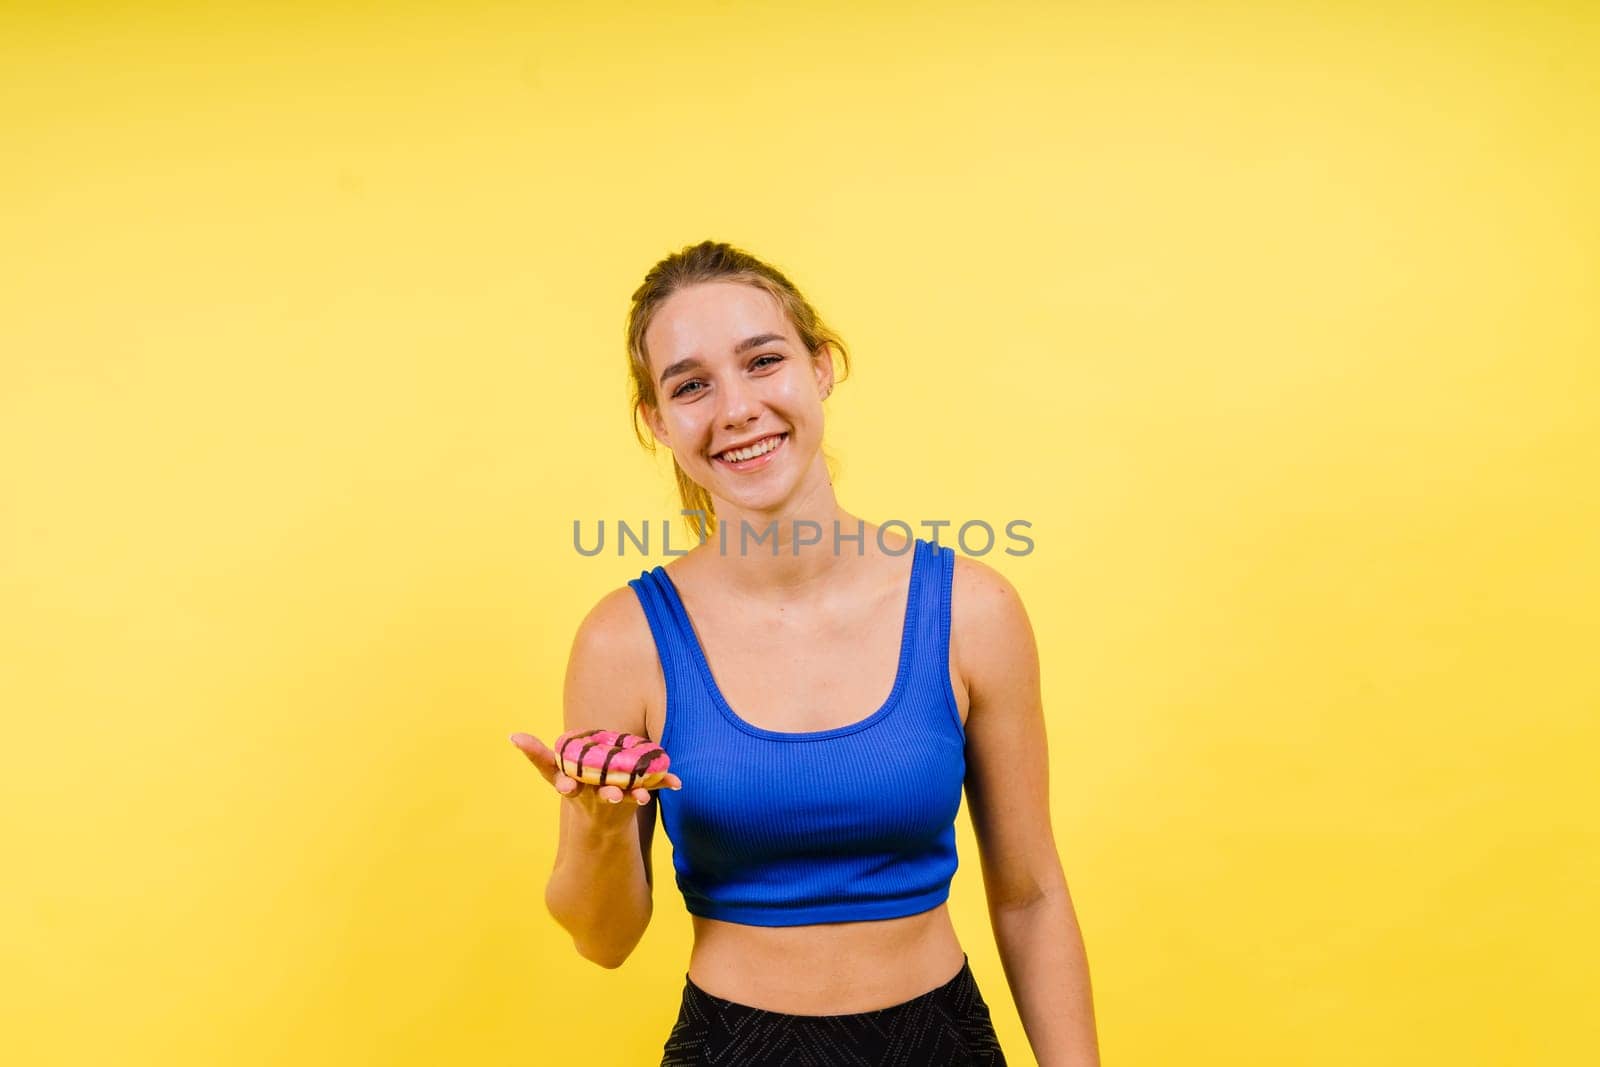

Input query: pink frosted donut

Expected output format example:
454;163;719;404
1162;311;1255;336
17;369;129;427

554;728;671;791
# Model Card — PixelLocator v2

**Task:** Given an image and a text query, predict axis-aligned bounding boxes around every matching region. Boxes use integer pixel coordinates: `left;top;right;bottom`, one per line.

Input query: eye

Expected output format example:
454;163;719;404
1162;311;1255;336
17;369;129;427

670;355;781;399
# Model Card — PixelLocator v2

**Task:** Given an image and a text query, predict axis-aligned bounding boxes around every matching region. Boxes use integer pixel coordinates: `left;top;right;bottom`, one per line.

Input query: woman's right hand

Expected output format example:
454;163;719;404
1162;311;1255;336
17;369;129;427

508;732;681;815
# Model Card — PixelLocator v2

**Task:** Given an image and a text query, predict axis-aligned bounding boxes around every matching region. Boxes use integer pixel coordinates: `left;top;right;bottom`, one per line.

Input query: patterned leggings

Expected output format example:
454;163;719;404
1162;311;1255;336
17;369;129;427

660;955;1008;1066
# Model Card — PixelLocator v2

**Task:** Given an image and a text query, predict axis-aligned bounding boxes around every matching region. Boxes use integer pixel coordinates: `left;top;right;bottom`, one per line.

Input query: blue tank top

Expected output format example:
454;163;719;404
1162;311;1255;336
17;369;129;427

627;537;965;927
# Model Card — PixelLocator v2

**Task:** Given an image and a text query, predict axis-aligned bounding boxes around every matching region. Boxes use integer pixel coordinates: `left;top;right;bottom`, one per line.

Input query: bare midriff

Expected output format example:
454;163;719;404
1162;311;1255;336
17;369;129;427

686;903;967;1015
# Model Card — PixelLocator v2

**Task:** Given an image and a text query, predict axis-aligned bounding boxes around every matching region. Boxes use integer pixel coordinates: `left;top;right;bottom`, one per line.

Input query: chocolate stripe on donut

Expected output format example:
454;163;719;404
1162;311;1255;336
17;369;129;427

624;747;665;789
575;740;602;781
598;744;623;787
558;728;605;772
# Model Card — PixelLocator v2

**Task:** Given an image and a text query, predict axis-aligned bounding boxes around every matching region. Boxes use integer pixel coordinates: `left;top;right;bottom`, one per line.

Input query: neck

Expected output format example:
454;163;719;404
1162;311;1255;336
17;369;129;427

696;464;882;603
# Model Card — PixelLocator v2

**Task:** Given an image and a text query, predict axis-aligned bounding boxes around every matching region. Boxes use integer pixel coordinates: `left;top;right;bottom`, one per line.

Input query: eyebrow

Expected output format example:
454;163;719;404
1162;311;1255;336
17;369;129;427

657;333;789;387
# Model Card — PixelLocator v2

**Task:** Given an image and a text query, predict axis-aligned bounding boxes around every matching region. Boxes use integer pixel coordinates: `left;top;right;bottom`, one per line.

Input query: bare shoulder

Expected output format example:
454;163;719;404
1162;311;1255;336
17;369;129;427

572;583;657;655
949;553;1039;696
562;584;661;739
950;553;1033;638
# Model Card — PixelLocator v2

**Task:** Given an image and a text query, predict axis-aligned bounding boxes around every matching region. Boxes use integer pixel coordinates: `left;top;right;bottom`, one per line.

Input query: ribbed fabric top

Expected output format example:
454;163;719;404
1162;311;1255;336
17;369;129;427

627;537;965;927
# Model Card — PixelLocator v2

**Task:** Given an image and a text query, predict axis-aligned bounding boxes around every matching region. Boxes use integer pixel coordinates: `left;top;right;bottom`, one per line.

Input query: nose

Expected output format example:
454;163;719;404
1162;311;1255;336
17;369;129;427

718;374;761;430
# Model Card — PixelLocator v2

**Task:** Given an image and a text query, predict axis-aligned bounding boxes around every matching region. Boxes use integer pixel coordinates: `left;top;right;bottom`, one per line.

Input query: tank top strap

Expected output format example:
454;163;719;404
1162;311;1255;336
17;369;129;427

627;568;706;750
902;538;964;736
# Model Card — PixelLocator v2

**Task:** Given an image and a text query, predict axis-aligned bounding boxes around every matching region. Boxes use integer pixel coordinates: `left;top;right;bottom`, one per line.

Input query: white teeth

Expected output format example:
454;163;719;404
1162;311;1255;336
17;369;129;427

719;434;783;463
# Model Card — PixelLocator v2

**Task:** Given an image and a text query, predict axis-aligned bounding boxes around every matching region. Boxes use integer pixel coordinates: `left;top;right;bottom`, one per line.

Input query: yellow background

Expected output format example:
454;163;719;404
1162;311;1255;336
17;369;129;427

3;2;1596;1064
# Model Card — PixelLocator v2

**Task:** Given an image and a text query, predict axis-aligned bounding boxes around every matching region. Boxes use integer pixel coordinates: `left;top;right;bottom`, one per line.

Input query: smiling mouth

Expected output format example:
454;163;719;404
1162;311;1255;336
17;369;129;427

713;432;788;468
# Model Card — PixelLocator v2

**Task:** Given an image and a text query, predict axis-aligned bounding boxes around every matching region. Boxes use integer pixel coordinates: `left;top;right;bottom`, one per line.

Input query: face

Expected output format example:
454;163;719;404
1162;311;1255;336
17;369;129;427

642;281;833;514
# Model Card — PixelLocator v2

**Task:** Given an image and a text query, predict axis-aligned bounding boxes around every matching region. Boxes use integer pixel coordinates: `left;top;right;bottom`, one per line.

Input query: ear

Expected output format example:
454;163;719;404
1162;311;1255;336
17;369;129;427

639;400;670;445
812;342;836;399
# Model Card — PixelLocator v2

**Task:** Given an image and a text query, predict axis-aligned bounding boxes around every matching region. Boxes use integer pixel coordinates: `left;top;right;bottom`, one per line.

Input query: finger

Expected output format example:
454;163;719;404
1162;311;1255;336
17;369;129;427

661;772;683;791
509;734;562;787
631;787;650;806
553;771;579;796
597;784;625;804
509;733;557;777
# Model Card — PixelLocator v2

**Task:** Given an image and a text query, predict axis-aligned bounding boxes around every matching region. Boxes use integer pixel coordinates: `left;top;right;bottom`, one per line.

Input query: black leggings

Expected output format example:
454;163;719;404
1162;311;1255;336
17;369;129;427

660;955;1008;1066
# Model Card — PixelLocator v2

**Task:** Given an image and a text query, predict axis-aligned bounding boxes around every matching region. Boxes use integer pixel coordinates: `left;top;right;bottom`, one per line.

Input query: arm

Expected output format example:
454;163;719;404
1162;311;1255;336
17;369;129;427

540;588;663;968
955;558;1101;1067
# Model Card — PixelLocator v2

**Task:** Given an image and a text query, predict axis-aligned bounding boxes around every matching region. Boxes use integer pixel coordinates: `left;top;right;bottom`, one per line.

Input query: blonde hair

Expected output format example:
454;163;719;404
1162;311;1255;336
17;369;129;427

626;240;851;543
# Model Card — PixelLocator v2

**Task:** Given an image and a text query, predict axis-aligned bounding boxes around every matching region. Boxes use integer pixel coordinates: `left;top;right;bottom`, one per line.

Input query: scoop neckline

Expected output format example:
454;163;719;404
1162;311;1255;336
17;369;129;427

652;541;923;741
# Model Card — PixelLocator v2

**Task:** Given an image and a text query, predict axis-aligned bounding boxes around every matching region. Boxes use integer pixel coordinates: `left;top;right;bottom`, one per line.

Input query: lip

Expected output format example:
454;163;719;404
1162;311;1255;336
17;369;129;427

712;432;787;472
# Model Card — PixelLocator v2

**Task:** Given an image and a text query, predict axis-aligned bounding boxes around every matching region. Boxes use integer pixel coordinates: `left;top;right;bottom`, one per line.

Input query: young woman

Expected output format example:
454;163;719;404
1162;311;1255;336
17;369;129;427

511;241;1100;1066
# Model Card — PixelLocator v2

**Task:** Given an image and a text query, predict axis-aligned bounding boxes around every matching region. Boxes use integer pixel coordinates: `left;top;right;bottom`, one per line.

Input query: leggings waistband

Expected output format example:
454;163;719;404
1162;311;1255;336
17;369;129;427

662;952;1008;1066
